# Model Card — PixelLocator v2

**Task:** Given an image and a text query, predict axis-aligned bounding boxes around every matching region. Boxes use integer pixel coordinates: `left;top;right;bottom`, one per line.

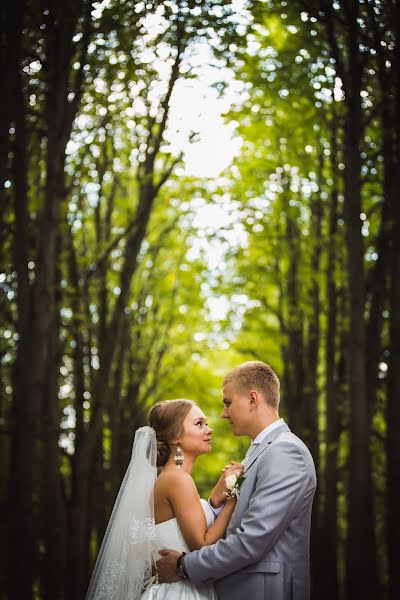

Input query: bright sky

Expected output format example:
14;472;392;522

167;42;243;178
167;80;241;178
165;40;249;322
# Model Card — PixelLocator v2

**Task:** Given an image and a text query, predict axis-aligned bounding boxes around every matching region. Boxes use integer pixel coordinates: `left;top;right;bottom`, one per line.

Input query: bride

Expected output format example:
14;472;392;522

85;398;243;599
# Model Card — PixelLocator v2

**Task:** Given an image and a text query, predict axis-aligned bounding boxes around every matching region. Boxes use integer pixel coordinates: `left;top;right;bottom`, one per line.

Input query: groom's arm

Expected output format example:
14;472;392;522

184;440;315;585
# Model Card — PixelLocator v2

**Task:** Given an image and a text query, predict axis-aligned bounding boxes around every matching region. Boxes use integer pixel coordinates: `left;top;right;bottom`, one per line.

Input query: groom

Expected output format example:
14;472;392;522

157;361;317;599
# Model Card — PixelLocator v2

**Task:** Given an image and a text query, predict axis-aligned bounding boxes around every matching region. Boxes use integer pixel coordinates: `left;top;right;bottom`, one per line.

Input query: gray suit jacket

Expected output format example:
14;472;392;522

184;424;317;600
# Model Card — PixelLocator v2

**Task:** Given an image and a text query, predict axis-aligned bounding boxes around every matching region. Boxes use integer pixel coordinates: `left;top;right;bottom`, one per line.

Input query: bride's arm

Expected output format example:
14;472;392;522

165;471;236;551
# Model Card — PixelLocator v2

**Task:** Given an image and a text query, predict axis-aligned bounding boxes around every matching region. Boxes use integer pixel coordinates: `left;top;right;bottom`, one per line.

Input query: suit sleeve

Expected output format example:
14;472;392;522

184;440;313;584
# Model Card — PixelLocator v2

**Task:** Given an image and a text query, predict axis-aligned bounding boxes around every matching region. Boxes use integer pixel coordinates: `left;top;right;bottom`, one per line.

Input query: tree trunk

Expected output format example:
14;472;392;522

343;7;378;596
66;457;91;599
285;192;305;431
315;118;340;600
386;5;400;595
305;156;323;596
9;6;91;595
41;263;66;600
386;178;400;600
8;58;34;600
305;153;323;463
91;435;107;562
365;8;393;435
110;323;130;499
0;0;25;245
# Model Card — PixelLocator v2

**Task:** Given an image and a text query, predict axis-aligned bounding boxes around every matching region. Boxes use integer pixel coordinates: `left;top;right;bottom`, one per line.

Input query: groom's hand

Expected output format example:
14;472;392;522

157;549;181;583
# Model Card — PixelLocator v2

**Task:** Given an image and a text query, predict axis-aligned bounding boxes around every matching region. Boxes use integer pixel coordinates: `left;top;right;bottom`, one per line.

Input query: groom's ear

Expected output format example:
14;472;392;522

249;390;258;409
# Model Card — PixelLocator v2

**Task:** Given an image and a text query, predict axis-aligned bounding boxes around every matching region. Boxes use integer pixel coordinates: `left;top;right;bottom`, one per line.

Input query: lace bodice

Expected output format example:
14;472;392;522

155;499;214;557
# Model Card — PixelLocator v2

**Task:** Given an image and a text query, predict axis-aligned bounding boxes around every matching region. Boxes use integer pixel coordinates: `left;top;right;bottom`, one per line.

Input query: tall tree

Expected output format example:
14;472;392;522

386;2;400;597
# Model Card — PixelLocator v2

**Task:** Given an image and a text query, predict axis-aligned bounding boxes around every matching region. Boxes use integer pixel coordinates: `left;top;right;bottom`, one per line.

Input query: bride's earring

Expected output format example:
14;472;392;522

174;442;184;469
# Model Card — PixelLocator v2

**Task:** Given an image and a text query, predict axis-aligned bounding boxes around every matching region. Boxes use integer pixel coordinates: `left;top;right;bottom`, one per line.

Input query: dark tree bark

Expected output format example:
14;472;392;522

282;182;305;428
67;223;87;457
315;115;340;600
316;2;378;595
65;222;93;600
8;4;93;597
91;435;108;555
342;24;378;600
109;322;130;500
0;0;25;246
305;152;323;464
304;154;323;597
364;0;394;439
41;258;66;600
8;51;33;600
386;3;400;596
386;174;400;600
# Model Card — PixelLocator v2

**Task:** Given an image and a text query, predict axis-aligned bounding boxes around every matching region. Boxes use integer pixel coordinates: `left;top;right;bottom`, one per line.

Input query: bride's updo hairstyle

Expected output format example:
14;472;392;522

148;399;196;467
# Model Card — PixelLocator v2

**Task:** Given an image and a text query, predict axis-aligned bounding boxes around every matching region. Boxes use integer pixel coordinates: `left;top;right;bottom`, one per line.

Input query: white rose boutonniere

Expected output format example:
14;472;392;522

224;472;246;500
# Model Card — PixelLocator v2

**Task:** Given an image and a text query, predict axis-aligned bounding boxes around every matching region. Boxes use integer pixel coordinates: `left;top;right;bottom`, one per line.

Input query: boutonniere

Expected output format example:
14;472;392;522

224;472;246;500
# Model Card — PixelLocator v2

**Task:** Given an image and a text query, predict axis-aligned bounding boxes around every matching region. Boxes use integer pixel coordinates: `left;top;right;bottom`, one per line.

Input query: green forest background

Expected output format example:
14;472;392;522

1;0;399;599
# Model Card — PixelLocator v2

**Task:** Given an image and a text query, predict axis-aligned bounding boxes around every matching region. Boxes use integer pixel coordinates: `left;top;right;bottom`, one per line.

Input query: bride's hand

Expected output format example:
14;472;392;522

222;461;245;475
209;461;244;508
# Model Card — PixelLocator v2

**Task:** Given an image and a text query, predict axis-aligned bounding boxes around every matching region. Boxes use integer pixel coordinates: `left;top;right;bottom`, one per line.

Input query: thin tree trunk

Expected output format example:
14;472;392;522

306;153;323;464
284;185;305;430
315;116;340;600
91;435;107;563
336;283;349;600
110;323;130;499
66;225;91;600
8;59;34;600
66;458;91;599
305;156;323;596
41;259;66;600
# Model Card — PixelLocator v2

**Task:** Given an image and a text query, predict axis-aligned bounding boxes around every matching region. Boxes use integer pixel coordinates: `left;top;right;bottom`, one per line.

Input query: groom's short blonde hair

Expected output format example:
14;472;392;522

223;361;280;409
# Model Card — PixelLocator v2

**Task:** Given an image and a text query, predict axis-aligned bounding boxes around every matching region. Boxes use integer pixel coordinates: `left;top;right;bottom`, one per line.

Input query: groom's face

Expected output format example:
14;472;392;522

221;382;252;436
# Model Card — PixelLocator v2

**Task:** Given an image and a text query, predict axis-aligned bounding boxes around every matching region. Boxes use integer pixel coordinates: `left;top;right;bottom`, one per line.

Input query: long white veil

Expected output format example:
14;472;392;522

86;426;158;600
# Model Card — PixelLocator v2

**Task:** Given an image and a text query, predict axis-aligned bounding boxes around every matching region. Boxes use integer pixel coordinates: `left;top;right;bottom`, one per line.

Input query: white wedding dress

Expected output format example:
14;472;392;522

141;499;217;599
85;428;217;600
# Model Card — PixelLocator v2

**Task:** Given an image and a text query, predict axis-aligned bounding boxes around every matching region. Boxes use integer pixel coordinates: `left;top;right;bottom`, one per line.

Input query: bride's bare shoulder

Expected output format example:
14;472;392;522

155;469;197;494
157;469;192;483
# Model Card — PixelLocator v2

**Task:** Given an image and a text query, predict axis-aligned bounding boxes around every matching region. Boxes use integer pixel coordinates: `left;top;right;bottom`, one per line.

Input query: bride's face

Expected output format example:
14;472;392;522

179;405;213;457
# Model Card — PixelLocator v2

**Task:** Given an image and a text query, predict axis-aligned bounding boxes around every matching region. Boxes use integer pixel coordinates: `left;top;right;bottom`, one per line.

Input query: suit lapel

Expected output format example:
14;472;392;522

244;423;290;473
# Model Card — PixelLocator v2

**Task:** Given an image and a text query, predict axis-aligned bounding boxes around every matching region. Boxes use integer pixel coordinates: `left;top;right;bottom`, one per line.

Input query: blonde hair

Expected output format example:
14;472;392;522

148;399;196;467
223;361;280;409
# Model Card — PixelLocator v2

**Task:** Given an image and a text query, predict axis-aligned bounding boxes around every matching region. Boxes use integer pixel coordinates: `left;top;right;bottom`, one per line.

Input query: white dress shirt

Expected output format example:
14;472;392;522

251;418;285;445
